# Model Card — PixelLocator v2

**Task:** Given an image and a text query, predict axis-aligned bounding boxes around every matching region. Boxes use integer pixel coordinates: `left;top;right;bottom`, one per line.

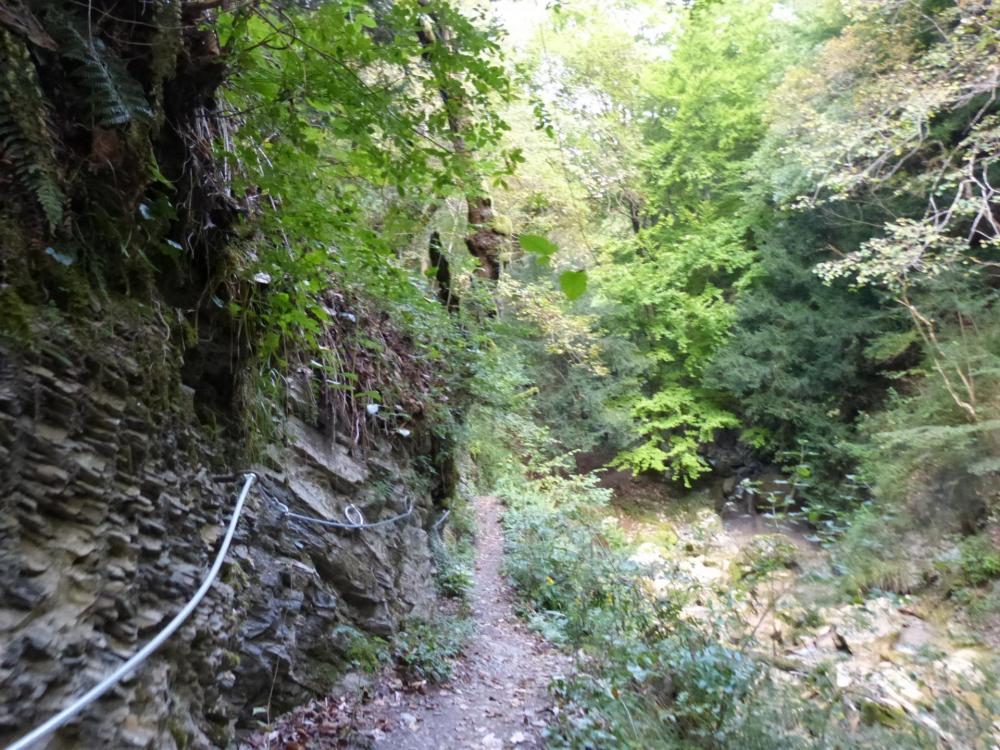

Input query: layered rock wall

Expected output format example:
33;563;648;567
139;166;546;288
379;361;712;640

0;321;443;749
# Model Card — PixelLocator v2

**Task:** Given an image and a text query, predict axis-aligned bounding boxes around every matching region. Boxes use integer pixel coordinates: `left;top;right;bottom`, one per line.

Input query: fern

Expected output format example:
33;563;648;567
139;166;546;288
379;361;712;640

48;10;153;127
612;385;740;485
0;28;64;230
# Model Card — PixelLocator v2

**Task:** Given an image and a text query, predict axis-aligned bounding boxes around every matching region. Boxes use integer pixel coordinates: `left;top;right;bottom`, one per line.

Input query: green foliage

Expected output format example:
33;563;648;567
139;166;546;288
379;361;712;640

533;0;1000;560
392;616;471;684
611;384;740;484
783;1;1000;298
706;217;902;462
557;269;587;300
490;429;948;749
331;624;390;674
433;549;473;599
640;0;784;218
547;632;805;750
0;28;64;230
737;534;798;581
851;295;1000;529
48;6;153;127
518;233;559;256
958;534;1000;587
501;471;785;748
500;472;650;644
215;0;518;439
594;0;796;482
0;0;218;311
510;0;999;553
432;504;475;599
832;506;931;596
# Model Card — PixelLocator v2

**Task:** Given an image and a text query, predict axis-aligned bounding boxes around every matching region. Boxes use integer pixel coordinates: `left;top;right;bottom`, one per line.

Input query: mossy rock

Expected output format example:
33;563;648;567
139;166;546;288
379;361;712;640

306;660;347;693
635;522;678;549
167;719;191;750
859;699;906;728
330;624;390;674
490;213;513;236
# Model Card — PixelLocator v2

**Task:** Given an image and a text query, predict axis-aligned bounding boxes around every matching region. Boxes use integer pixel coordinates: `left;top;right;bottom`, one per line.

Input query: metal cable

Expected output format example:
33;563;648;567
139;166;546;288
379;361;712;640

273;496;414;529
6;471;424;750
5;473;259;750
431;509;450;531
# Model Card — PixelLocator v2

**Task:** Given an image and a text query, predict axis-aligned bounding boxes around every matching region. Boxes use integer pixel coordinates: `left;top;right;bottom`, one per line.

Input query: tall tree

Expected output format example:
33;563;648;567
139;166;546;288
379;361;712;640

418;0;512;281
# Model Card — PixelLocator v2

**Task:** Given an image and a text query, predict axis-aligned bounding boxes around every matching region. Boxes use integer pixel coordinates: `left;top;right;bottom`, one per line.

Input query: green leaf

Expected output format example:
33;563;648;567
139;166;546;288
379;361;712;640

558;270;587;300
519;234;558;256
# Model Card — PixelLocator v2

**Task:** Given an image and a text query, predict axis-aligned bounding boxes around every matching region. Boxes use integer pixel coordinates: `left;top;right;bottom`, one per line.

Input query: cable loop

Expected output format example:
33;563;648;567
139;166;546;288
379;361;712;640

432;509;450;531
344;503;365;527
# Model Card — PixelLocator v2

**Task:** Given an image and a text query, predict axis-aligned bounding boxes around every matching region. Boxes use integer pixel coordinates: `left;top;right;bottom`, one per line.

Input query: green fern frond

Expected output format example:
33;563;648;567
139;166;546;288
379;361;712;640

0;27;64;230
49;13;153;127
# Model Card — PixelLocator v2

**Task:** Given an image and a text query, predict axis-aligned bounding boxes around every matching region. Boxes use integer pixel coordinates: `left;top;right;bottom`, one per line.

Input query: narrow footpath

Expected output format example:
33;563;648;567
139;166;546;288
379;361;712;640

242;496;568;749
369;495;569;749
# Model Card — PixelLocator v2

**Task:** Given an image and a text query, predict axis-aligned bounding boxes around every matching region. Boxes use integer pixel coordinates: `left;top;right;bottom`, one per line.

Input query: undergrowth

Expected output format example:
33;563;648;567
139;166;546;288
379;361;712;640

332;615;470;687
393;616;472;685
431;501;476;600
469;411;998;749
496;465;823;749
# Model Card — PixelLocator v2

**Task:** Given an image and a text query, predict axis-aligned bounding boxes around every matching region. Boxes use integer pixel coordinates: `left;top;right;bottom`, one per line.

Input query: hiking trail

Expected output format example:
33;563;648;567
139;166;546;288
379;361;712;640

368;495;569;749
243;495;569;749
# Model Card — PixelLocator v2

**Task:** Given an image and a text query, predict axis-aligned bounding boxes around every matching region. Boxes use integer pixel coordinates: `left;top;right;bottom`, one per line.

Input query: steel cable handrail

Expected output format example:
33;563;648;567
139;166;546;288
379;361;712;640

5;473;259;750
5;471;429;750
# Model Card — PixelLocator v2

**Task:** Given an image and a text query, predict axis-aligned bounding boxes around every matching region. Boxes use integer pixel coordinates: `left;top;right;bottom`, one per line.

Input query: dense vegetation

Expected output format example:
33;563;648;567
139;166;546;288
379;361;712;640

2;0;998;746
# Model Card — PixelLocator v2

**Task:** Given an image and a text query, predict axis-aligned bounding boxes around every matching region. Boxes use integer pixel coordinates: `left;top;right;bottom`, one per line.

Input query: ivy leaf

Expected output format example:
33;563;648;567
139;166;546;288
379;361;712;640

558;270;587;300
519;234;558;256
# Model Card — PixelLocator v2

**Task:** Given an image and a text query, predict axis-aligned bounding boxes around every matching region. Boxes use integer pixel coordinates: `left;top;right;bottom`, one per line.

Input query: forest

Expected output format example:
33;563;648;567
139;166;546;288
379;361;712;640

0;0;998;748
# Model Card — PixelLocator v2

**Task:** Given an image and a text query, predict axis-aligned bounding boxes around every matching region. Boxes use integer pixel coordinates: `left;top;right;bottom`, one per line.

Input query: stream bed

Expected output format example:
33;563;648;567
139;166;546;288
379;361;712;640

609;486;1000;745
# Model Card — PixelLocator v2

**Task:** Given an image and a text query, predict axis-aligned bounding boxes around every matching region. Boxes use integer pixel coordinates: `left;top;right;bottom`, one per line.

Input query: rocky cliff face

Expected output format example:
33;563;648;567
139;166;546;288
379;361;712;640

0;317;446;749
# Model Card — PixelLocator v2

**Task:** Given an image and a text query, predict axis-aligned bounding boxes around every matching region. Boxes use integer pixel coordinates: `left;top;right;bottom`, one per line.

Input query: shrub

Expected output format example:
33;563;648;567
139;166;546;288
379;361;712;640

329;624;390;674
737;534;798;580
958;533;1000;587
392;616;471;684
433;552;474;599
501;472;824;749
432;504;475;600
833;507;930;595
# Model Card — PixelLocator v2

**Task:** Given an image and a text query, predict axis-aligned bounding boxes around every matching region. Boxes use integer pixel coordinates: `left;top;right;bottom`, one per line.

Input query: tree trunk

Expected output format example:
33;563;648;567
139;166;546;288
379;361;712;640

464;195;503;280
428;230;459;311
418;2;505;281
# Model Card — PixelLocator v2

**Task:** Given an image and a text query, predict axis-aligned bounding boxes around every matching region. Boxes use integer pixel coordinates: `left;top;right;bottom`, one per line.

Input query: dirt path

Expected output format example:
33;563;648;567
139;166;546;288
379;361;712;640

368;495;568;749
240;496;568;750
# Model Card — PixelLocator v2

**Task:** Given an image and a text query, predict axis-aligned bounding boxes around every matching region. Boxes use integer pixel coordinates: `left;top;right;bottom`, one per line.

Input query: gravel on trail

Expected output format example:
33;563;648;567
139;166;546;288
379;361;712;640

241;495;569;750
